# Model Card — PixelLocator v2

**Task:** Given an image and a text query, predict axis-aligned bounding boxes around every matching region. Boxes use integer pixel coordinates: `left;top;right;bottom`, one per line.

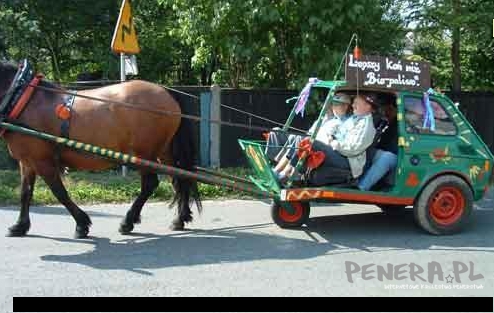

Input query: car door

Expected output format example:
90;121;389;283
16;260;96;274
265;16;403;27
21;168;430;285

397;92;461;195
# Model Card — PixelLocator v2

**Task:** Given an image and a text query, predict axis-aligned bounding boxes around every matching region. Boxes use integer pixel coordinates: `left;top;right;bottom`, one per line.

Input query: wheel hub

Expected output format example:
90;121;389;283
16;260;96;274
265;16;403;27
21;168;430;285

279;202;303;223
430;187;465;226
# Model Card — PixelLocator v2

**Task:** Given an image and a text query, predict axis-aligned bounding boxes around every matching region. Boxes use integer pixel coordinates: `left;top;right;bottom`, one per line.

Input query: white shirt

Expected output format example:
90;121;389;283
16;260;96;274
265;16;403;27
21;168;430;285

308;114;350;145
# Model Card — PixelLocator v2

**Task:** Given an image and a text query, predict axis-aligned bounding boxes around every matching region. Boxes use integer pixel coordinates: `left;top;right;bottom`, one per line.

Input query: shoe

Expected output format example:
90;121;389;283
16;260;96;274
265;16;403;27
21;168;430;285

277;171;304;186
277;172;288;183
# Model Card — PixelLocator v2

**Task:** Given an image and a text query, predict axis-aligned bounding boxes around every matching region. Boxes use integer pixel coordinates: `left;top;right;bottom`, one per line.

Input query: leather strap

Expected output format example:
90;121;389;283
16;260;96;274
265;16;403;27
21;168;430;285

0;75;43;137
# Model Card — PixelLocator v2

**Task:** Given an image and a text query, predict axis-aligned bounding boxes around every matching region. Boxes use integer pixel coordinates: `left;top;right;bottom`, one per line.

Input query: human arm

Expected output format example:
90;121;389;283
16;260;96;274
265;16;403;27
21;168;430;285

330;115;376;157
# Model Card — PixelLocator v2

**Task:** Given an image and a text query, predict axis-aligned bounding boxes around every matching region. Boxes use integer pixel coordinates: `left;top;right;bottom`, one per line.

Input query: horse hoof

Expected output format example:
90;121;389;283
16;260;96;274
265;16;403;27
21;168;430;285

74;225;90;239
119;223;134;235
7;221;31;237
170;220;184;231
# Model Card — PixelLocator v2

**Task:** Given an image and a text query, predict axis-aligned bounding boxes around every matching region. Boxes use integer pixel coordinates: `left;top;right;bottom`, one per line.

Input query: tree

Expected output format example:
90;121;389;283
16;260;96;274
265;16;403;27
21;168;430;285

0;0;118;81
2;0;407;87
408;0;494;93
161;0;406;88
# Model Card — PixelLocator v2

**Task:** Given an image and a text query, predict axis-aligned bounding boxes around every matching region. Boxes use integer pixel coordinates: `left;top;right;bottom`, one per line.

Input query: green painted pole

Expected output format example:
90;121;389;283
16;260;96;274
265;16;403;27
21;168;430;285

0;122;276;199
282;97;300;132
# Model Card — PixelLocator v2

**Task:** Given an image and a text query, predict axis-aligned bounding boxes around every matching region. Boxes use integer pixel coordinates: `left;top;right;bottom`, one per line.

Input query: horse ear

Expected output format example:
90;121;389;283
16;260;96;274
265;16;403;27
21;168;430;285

19;59;27;69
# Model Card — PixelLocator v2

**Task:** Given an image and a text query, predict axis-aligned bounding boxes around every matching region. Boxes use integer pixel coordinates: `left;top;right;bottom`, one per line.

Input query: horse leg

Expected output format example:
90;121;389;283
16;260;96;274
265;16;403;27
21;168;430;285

170;176;194;231
169;118;202;231
7;161;36;237
37;163;92;238
119;172;159;234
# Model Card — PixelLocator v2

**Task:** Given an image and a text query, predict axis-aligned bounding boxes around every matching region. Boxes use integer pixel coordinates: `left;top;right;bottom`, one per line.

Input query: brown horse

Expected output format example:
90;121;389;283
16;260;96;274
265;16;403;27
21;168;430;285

0;60;201;238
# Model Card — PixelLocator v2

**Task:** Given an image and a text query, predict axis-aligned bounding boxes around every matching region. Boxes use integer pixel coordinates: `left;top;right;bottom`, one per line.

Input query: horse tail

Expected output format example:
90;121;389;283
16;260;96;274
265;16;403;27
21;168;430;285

170;117;202;223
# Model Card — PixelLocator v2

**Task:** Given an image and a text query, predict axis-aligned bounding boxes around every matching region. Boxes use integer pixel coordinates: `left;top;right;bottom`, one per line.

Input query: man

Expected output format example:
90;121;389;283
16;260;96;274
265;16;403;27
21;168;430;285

358;101;399;191
278;93;378;184
267;93;352;173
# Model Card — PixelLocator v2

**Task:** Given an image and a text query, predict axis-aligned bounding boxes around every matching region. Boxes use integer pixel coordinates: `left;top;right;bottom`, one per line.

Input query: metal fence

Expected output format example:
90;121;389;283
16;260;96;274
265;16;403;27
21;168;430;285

448;91;494;156
1;85;492;169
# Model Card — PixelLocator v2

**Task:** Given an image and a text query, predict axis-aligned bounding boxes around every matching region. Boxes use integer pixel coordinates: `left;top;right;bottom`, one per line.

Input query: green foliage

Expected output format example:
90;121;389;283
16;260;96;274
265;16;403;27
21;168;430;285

0;0;119;81
1;0;405;88
163;0;406;88
2;0;492;91
0;168;256;206
408;0;494;91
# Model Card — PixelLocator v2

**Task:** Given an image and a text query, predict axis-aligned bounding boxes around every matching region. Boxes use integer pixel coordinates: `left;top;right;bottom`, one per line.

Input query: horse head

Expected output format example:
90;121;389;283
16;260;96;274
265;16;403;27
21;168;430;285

0;60;19;104
0;59;35;115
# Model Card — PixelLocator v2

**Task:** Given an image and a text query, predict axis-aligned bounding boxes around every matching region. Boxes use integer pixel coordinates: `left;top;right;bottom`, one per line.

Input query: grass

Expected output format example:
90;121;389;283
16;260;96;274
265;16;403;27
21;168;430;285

0;168;257;206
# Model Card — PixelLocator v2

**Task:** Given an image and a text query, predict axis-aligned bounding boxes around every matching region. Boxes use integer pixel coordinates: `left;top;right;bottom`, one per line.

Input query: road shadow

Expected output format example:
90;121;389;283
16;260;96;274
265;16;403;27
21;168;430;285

39;205;494;274
306;206;494;254
40;223;330;275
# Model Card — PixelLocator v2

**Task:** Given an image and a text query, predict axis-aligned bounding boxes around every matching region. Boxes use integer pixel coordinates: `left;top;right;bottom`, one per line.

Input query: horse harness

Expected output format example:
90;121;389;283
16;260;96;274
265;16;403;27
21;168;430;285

0;59;43;137
56;92;77;139
0;59;77;169
53;92;77;171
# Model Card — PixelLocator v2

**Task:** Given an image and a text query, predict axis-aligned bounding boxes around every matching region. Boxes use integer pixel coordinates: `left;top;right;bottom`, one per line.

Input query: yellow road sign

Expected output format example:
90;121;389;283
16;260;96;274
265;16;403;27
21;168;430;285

111;0;140;54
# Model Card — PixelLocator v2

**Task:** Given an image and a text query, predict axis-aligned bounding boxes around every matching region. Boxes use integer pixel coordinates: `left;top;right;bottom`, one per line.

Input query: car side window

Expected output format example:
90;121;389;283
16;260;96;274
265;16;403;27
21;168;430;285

404;96;457;135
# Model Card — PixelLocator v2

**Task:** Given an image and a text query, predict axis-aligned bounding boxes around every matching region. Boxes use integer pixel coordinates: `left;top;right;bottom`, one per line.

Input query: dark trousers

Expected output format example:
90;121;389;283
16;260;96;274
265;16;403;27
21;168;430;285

289;140;352;186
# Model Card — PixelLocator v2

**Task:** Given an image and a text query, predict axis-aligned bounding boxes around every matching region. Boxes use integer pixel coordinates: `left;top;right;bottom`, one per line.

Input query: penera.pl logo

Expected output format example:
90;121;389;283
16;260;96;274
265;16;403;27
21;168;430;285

345;261;484;289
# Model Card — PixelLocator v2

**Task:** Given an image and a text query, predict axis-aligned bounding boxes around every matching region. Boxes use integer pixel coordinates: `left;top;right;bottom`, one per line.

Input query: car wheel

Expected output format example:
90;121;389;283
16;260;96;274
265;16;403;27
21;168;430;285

271;201;310;228
414;175;473;235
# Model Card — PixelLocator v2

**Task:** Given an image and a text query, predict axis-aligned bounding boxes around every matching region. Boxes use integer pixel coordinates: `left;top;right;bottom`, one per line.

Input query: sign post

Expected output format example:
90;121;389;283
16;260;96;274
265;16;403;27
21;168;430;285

111;0;140;176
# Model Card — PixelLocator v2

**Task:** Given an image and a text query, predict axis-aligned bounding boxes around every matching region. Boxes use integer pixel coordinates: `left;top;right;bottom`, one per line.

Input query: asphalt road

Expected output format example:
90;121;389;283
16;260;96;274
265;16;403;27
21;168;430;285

1;189;493;309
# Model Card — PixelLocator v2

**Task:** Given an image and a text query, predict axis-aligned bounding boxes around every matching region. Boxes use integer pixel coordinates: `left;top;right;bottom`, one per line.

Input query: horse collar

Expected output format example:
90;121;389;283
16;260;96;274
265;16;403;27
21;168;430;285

0;72;43;137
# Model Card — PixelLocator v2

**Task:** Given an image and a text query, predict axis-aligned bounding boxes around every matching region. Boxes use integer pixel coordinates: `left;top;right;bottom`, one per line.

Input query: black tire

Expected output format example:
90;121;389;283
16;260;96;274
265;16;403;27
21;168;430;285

413;175;473;235
378;205;407;215
271;201;310;228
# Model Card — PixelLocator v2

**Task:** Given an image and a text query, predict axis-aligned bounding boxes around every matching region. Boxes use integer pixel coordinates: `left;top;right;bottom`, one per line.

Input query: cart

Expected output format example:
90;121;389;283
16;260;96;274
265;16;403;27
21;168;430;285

239;75;494;235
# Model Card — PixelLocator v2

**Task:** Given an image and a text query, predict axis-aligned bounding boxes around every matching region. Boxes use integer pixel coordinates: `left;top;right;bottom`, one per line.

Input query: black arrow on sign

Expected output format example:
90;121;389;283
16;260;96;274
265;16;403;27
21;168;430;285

121;15;133;42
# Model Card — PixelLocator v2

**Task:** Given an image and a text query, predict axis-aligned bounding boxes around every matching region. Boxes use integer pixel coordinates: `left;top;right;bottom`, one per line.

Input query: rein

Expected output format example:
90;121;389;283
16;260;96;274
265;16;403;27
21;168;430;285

59;80;301;133
31;83;307;134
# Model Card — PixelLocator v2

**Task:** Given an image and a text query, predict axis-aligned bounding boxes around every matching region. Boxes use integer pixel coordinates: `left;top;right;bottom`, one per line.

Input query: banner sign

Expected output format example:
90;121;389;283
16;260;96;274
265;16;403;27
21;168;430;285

345;55;431;91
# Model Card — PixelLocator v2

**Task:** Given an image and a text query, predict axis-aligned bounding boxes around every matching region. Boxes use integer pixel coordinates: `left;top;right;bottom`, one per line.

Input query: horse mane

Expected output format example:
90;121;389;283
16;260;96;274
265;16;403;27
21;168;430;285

0;60;61;104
